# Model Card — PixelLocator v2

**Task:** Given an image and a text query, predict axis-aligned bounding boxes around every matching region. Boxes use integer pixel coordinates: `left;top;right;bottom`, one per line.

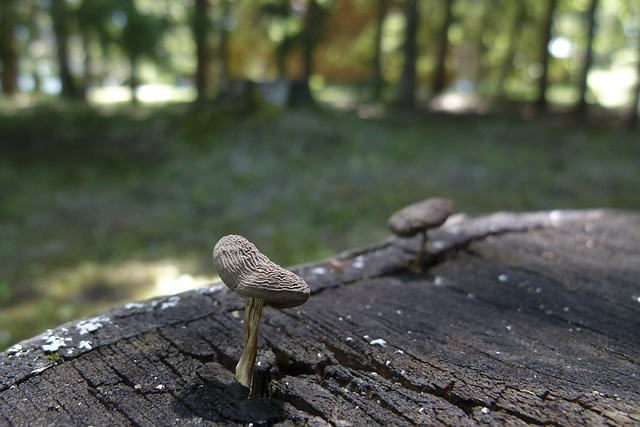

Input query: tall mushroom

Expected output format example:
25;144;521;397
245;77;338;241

212;234;310;393
387;198;453;272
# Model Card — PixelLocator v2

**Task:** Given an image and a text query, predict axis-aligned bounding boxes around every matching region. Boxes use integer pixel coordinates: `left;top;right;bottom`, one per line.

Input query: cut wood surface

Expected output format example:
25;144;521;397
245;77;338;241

1;209;639;426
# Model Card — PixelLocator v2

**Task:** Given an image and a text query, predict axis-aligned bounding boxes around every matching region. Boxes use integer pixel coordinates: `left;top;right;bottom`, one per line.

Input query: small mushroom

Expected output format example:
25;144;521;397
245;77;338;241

212;234;310;393
387;198;453;272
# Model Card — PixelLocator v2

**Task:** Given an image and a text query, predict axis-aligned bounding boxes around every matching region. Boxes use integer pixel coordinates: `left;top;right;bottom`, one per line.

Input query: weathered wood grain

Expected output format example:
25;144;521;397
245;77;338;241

1;209;639;426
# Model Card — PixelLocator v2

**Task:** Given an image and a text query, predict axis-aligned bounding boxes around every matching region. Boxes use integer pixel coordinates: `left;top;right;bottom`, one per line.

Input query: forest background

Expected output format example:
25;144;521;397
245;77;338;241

1;0;639;351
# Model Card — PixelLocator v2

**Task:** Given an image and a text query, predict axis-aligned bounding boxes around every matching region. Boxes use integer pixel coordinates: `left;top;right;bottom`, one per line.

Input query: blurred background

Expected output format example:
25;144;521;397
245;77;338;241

1;0;639;351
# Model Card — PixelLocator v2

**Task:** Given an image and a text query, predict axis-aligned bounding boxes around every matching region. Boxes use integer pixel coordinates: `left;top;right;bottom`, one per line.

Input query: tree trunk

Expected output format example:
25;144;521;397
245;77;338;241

574;0;598;118
470;0;491;89
394;0;419;108
129;54;139;105
51;0;80;100
371;0;389;102
535;0;557;113
288;0;326;107
193;0;211;102
0;0;19;96
218;0;231;92
627;22;640;128
80;29;92;100
495;1;526;97
432;0;454;96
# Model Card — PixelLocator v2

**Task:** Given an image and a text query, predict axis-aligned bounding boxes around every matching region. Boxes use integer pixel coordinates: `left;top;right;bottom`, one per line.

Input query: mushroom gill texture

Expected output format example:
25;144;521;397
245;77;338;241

213;234;309;308
213;234;270;291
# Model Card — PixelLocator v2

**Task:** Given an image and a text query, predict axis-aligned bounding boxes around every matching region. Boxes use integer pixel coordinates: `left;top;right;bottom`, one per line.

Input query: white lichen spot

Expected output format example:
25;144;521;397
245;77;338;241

31;365;53;374
78;340;93;350
433;276;445;286
6;344;23;355
506;325;513;331
41;334;72;353
549;210;563;225
160;296;180;310
418;407;426;414
395;350;404;355
76;316;110;335
481;407;491;414
467;293;475;299
156;384;165;391
369;338;387;347
338;316;344;321
345;337;354;343
317;353;323;358
352;255;365;269
125;302;145;310
495;351;501;355
197;283;225;294
312;266;326;275
396;310;403;315
66;348;74;356
385;360;392;367
498;274;509;283
563;306;570;312
363;334;371;340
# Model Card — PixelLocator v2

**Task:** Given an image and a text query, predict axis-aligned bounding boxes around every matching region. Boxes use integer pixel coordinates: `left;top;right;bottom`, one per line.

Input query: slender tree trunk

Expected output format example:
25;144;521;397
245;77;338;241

289;0;326;106
495;1;526;97
371;0;389;102
129;54;139;104
394;0;419;108
300;0;322;83
471;0;491;89
51;0;80;99
0;0;19;96
81;29;92;100
574;0;598;117
627;22;640;128
219;0;231;90
193;0;211;101
535;0;557;113
432;0;454;96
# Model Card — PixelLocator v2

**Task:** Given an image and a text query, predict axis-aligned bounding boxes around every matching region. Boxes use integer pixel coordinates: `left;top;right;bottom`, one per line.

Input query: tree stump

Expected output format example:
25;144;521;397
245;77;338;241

1;209;639;426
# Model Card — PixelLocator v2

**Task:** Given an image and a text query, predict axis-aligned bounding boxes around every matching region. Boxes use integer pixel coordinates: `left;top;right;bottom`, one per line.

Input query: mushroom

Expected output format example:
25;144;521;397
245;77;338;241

212;234;310;393
387;198;453;272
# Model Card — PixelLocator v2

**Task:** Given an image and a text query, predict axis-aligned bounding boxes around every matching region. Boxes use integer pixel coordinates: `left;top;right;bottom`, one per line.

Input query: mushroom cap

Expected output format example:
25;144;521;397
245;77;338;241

213;234;310;308
387;198;453;237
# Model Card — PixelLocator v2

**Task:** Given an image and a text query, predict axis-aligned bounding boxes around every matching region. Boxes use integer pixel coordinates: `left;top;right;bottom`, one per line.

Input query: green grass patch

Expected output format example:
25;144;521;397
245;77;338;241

1;103;639;349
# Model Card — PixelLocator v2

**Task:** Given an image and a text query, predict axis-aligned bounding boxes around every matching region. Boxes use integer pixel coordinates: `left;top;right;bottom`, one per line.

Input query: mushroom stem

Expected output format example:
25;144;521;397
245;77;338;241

413;230;428;273
235;297;265;392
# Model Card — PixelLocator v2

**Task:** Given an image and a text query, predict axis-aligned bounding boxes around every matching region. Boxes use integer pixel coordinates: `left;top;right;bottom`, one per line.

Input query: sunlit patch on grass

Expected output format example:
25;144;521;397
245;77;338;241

148;262;218;298
87;85;196;105
0;259;218;350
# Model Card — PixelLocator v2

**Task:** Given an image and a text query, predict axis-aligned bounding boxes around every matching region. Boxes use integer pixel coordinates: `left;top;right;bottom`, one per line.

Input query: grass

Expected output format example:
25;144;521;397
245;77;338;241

1;102;639;350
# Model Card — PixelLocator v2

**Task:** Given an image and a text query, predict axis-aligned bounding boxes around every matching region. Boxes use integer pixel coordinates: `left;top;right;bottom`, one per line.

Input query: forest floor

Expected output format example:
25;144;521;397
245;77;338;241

1;101;639;350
